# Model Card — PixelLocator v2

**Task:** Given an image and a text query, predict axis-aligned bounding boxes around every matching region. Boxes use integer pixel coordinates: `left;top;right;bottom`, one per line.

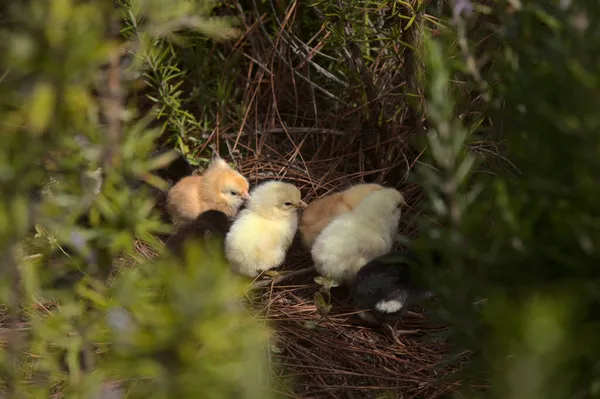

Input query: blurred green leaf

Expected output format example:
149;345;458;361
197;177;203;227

27;81;55;135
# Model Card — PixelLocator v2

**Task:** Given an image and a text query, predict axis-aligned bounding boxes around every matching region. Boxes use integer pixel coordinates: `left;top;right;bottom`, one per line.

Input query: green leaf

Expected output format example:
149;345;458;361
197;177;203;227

27;81;55;135
314;291;332;317
74;281;109;309
314;275;339;289
304;320;317;330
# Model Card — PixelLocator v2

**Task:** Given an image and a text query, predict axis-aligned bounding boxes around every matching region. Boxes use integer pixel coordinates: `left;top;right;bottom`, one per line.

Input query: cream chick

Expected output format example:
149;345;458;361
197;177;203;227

311;188;405;285
166;157;249;226
225;181;307;278
299;183;383;248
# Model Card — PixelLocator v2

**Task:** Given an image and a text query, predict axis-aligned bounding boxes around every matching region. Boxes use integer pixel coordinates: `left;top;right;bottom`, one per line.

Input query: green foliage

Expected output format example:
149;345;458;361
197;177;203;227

306;0;438;125
120;0;244;165
416;1;600;398
102;249;273;399
0;0;276;397
138;0;442;163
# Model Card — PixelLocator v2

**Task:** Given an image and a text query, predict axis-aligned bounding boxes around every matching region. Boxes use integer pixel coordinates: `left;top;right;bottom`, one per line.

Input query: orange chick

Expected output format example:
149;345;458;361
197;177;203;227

299;183;383;248
166;157;249;226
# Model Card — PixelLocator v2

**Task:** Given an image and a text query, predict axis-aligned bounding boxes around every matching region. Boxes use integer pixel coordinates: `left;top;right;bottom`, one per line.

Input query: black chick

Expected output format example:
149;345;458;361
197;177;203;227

165;210;231;260
147;148;194;187
352;249;436;345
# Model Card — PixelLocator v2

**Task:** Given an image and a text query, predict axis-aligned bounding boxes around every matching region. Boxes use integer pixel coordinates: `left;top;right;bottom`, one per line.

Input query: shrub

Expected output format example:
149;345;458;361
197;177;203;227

0;1;275;397
416;1;600;397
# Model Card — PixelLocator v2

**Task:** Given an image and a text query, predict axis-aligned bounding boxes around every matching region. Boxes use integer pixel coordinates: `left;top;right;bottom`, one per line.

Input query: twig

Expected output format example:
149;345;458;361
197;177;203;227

101;18;123;168
316;2;379;123
252;267;315;289
202;127;348;140
250;0;347;104
451;0;489;102
3;247;24;398
265;0;348;87
402;6;424;135
263;127;347;136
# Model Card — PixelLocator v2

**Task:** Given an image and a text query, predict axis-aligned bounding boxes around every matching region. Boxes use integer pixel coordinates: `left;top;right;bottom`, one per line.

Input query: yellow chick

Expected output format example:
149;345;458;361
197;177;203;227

311;188;405;285
166;157;250;226
225;181;307;278
299;183;383;248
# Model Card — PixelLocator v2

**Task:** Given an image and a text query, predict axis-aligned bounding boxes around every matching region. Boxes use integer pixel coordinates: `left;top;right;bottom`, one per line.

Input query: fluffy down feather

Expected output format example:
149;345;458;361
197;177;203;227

166;157;249;226
165;210;231;260
352;249;436;325
311;188;405;285
225;181;307;277
299;183;383;248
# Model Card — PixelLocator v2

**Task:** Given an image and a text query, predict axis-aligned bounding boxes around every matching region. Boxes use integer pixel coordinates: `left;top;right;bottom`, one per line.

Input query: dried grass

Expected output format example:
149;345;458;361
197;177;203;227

252;275;461;398
191;129;465;397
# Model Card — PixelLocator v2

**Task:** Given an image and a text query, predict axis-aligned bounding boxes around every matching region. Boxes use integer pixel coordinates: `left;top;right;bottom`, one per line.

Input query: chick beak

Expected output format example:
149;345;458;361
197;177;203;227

295;200;308;209
241;190;250;200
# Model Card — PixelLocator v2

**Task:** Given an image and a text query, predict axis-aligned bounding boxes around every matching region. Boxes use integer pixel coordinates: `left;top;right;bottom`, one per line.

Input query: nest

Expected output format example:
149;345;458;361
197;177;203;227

247;235;458;399
172;131;463;398
259;282;455;398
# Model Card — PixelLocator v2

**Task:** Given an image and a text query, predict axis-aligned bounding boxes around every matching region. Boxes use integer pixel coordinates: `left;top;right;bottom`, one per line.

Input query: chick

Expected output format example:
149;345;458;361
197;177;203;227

124;149;194;191
149;148;194;186
166;157;249;226
165;210;231;260
311;188;405;285
225;181;307;278
352;249;436;344
299;183;383;248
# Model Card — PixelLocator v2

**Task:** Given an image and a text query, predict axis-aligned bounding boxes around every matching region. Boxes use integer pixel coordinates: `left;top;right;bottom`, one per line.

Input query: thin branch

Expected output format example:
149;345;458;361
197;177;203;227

3;247;24;398
250;0;347;104
400;8;424;136
201;127;349;140
101;18;124;168
252;267;315;289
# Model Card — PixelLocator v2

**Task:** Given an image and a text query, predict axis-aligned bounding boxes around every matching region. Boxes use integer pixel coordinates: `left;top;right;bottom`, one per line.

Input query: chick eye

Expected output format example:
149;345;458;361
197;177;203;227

230;190;239;196
284;202;292;206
